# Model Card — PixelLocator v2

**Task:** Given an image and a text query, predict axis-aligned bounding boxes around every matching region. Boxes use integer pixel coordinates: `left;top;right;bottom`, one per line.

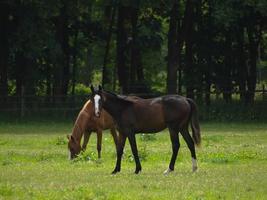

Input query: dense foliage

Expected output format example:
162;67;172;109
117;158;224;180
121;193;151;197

0;0;267;105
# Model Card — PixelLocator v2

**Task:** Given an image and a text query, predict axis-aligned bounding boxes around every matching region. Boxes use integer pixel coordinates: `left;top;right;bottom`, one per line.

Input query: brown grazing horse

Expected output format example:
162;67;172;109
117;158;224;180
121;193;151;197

67;100;118;159
90;85;201;174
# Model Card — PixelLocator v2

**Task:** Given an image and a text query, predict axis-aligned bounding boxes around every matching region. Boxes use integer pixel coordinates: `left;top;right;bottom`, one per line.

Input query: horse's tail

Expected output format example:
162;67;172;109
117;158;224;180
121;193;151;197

187;98;201;146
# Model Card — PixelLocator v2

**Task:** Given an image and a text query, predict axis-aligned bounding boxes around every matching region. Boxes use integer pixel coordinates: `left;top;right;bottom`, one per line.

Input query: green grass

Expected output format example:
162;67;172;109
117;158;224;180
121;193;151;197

0;122;267;200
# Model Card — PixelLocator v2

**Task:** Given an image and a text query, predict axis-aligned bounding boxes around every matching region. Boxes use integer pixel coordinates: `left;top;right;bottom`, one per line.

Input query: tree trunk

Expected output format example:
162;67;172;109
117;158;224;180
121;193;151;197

184;0;195;98
45;62;52;103
246;24;260;103
72;29;78;96
185;32;194;99
236;24;247;103
167;1;179;94
61;9;70;96
205;14;212;106
0;3;9;98
129;3;147;93
167;0;195;95
205;71;211;106
54;1;70;99
184;33;194;99
222;31;233;103
116;5;129;94
178;68;182;94
130;6;138;86
15;52;25;97
102;4;116;88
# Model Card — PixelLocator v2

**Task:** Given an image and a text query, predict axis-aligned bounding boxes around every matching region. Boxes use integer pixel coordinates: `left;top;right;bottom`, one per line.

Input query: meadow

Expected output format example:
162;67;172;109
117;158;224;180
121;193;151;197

0;122;267;200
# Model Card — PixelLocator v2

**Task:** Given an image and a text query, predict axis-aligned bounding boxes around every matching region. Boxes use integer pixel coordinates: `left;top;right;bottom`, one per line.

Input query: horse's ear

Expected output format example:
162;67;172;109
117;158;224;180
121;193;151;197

98;85;102;91
69;135;77;143
90;85;95;94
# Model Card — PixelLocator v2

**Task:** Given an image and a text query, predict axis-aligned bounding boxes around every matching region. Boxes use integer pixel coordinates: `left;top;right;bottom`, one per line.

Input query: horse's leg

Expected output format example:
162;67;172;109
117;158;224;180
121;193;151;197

112;133;126;174
164;127;180;175
110;127;118;149
96;130;102;159
128;133;142;174
82;131;92;151
180;128;197;172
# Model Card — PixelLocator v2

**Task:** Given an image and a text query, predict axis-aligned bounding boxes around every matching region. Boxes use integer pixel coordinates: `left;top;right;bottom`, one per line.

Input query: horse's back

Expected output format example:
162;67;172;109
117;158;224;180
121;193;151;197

132;95;191;129
129;97;166;133
161;95;191;126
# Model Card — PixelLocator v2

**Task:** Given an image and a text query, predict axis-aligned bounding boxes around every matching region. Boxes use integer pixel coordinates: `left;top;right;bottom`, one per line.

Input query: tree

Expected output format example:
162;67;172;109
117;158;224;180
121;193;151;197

0;1;10;98
167;0;180;94
53;0;71;98
0;0;267;106
102;1;116;88
116;4;129;93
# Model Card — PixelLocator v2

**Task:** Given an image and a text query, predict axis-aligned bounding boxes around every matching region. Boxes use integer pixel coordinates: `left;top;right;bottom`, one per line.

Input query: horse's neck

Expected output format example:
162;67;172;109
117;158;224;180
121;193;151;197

71;122;84;143
71;103;92;142
82;100;93;115
103;93;130;120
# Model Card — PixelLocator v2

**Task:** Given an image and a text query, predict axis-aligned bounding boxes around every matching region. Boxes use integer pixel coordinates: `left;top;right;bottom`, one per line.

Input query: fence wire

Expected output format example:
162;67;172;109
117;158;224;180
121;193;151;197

0;90;266;121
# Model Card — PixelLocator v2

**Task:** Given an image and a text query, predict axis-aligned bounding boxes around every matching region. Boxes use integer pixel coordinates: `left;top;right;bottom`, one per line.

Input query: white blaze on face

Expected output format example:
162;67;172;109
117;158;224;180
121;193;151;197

94;94;101;117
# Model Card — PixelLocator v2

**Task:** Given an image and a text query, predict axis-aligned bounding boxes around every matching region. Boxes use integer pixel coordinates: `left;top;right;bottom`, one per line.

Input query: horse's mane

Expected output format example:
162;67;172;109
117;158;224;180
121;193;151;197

104;90;118;97
104;90;135;104
82;100;91;109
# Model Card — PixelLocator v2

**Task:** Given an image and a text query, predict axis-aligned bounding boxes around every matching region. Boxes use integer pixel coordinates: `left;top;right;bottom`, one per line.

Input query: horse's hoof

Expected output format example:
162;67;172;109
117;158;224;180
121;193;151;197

111;171;117;175
163;168;173;175
192;158;197;172
134;166;142;174
111;169;120;175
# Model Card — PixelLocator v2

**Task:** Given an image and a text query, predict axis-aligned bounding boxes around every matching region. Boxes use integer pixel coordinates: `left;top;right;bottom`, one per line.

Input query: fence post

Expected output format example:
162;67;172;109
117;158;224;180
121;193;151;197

21;86;25;118
263;84;266;101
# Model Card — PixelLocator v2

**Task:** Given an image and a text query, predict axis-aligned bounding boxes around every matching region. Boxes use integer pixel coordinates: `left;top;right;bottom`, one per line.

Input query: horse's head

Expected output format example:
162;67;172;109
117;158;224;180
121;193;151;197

90;85;104;118
67;135;81;159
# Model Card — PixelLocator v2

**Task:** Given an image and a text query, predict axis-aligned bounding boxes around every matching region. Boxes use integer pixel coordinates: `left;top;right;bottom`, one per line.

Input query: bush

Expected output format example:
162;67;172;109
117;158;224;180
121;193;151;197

73;84;90;95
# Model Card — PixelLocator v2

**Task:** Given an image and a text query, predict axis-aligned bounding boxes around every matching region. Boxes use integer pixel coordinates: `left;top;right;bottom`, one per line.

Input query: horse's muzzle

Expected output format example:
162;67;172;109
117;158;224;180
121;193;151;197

95;112;101;118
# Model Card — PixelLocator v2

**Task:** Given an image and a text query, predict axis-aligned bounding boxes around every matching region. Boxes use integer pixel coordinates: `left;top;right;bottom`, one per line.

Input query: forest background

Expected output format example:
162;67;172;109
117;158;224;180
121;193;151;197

0;0;267;121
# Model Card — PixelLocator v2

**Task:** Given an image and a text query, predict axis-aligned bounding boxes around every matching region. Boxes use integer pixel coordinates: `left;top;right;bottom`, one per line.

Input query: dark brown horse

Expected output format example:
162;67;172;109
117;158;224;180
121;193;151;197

90;85;201;174
67;100;118;159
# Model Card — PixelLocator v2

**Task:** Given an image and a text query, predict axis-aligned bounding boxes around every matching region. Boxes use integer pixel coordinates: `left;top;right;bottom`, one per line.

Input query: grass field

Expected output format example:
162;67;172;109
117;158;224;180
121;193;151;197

0;122;267;200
